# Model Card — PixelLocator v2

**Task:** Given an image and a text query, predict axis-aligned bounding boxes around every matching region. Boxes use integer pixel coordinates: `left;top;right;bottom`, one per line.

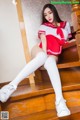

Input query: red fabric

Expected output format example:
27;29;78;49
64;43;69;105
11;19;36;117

43;21;66;28
39;35;63;55
38;30;45;38
42;22;67;46
38;22;69;55
56;27;66;45
57;27;64;38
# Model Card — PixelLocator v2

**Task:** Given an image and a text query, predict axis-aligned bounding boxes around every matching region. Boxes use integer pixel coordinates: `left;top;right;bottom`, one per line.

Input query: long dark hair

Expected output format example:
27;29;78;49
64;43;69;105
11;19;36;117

42;4;63;24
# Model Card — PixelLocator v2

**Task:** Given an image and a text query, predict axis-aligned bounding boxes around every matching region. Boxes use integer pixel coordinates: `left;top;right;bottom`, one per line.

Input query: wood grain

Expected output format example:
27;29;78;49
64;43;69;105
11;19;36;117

10;107;80;120
16;0;35;85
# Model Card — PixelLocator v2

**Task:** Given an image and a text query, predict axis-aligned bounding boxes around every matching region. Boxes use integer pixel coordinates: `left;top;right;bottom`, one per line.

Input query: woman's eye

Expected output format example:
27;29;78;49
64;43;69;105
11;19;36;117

44;14;47;17
44;11;52;17
49;12;52;14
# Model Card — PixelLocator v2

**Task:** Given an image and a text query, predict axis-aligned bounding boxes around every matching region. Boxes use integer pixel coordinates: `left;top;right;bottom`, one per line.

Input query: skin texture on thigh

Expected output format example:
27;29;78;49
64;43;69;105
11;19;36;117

31;44;44;59
31;44;58;63
48;55;58;63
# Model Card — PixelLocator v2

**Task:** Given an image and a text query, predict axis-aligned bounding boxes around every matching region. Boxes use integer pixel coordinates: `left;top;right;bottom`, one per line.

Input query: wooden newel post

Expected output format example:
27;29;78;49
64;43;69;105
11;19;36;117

16;0;35;87
71;0;80;60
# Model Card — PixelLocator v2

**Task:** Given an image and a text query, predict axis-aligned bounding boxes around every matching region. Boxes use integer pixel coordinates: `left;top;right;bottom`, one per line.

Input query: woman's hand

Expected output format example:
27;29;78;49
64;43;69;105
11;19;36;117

63;39;76;49
67;39;76;43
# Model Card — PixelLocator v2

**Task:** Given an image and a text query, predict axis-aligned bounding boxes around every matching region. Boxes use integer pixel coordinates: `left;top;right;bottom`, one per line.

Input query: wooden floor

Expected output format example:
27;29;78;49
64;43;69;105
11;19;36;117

10;106;80;120
0;78;80;120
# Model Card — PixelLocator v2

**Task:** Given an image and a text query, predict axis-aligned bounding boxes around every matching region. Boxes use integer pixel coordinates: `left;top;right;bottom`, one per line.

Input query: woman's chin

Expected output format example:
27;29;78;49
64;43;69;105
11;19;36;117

48;21;53;24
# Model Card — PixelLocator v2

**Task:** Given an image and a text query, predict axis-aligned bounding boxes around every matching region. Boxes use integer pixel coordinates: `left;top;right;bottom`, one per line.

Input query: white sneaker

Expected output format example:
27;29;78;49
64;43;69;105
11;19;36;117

55;98;71;117
0;83;17;103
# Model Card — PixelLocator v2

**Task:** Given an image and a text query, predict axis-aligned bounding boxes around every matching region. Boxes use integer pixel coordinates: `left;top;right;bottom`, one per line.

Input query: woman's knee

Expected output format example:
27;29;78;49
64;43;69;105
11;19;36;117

44;55;57;69
47;55;57;62
49;55;58;62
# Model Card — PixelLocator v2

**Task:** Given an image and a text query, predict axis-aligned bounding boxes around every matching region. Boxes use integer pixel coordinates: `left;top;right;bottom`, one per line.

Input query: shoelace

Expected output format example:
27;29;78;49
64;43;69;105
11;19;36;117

7;85;15;90
56;98;66;106
1;85;15;95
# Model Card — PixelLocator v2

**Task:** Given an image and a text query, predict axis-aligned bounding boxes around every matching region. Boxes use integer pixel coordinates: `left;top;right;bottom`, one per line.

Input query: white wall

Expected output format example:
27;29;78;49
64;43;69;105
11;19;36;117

0;0;72;83
21;0;50;53
0;0;26;83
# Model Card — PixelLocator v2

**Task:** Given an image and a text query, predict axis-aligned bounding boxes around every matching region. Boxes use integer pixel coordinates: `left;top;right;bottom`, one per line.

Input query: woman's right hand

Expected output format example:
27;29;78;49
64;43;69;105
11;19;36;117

40;33;47;53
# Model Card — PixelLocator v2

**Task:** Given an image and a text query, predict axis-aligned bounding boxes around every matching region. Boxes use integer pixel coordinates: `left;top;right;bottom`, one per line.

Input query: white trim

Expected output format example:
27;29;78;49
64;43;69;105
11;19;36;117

47;46;62;55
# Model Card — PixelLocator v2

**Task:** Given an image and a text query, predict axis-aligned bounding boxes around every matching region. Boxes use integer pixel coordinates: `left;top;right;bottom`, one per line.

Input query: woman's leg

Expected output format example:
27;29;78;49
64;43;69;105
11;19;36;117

44;55;63;102
0;45;47;103
9;45;47;87
43;55;70;117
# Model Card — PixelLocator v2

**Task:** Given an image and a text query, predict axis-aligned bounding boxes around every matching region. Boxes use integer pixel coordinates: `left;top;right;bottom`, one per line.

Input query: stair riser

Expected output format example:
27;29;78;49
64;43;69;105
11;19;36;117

41;67;80;84
0;104;1;111
1;91;80;119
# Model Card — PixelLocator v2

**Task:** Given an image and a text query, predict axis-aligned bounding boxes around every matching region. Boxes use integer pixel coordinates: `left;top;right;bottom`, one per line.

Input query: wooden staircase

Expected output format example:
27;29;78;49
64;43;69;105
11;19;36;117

0;44;80;120
0;0;80;120
0;77;80;120
10;108;80;120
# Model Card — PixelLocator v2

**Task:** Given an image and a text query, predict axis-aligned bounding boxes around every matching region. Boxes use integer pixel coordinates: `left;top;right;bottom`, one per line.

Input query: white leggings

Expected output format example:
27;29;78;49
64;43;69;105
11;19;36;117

10;51;63;102
10;52;47;86
44;56;63;102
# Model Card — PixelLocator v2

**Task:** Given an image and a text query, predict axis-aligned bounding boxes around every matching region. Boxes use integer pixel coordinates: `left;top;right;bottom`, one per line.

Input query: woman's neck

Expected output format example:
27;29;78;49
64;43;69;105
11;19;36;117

52;22;60;27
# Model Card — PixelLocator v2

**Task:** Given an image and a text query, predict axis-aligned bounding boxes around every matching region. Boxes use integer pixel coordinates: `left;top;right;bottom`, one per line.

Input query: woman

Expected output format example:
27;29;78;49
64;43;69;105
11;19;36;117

0;4;72;117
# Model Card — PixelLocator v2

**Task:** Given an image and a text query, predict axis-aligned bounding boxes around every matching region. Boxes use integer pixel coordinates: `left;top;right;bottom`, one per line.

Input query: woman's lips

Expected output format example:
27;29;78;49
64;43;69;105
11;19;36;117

49;19;52;21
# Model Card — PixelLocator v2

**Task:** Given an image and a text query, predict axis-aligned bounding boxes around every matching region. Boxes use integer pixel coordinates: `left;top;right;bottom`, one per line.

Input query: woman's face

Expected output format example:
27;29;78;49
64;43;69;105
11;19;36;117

44;7;54;23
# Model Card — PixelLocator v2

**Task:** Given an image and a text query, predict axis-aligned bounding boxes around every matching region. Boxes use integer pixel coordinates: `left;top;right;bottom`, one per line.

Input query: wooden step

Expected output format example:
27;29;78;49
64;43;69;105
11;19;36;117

57;61;80;69
40;61;80;70
1;91;80;120
0;72;80;119
0;74;80;102
9;106;80;120
1;82;80;119
1;81;80;102
39;61;80;91
0;70;80;103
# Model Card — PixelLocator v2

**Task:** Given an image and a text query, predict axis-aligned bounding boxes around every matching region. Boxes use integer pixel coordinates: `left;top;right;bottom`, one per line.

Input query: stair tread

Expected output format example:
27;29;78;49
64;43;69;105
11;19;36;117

11;106;80;120
57;61;80;68
10;81;80;102
40;61;80;69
